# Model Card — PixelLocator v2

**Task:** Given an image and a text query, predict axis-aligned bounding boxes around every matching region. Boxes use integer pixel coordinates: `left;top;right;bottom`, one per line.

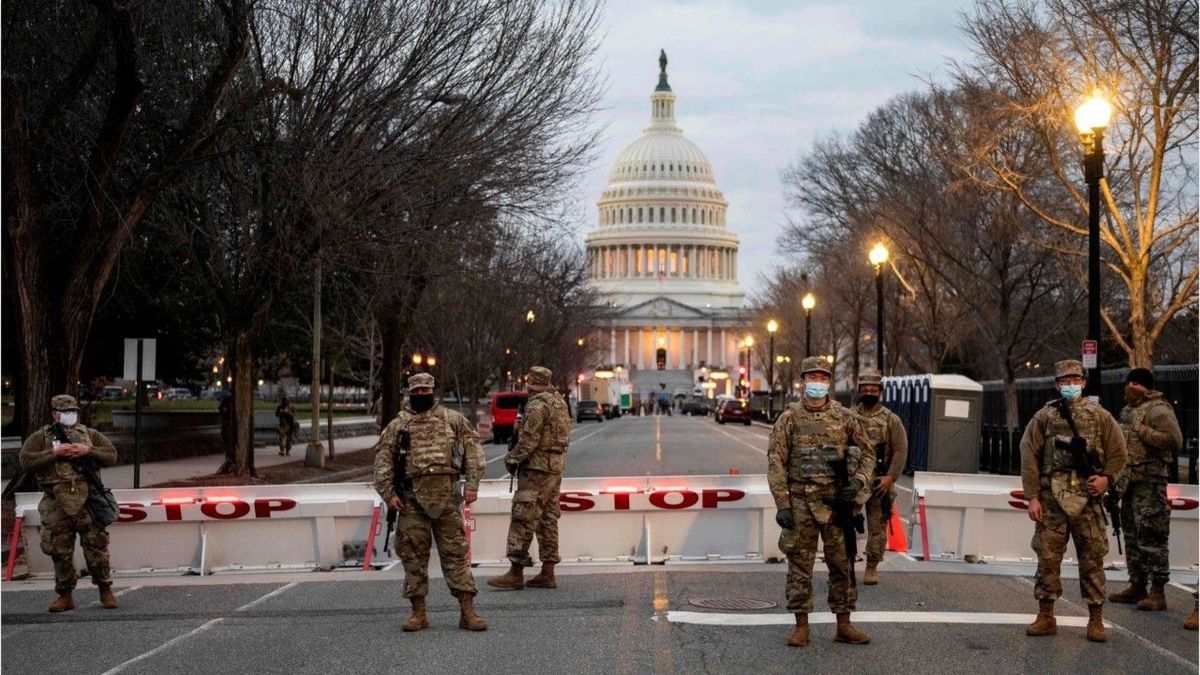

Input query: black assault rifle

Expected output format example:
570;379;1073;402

827;453;866;587
873;441;894;534
382;428;411;553
1055;400;1123;554
507;412;523;493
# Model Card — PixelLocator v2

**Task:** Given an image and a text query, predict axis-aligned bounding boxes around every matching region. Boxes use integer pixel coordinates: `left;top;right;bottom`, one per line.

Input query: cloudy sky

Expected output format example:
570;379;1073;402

569;0;978;294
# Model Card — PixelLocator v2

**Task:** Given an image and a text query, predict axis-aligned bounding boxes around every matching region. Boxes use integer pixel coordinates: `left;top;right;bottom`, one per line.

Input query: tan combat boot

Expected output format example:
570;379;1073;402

1086;604;1107;642
786;613;810;647
401;597;428;632
48;592;75;613
455;592;488;631
98;583;119;609
526;563;557;589
833;612;870;644
486;563;525;590
863;563;879;586
1108;582;1147;604
1136;583;1166;611
1026;599;1057;636
1184;605;1198;630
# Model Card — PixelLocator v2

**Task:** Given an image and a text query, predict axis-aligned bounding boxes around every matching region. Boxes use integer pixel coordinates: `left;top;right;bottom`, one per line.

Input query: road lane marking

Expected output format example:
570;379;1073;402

655;416;662;461
84;585;142;608
707;423;767;456
660;610;1107;627
99;582;299;674
1169;581;1196;593
489;423;610;465
653;571;673;673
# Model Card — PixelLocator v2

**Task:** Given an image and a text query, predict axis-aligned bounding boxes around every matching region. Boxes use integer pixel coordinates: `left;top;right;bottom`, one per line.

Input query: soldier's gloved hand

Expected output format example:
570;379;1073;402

838;479;864;504
775;508;794;530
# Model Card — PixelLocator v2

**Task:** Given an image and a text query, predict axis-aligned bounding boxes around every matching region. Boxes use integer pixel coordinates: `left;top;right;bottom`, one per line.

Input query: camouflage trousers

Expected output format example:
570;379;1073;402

779;494;857;613
38;496;112;595
395;485;477;599
277;427;293;454
1121;481;1170;585
1031;489;1108;605
505;468;562;567
864;488;895;565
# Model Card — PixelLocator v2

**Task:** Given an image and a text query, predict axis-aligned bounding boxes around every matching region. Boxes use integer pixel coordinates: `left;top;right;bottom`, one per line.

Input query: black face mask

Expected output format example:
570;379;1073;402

409;394;435;413
859;394;880;408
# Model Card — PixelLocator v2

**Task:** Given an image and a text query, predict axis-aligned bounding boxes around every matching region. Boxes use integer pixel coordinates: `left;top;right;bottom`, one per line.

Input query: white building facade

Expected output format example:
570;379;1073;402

584;53;748;400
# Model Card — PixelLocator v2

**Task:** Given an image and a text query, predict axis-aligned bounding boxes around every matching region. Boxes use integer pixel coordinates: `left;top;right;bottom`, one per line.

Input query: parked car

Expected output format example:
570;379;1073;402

680;398;712;416
100;385;127;400
576;400;604;423
490;391;529;444
163;387;194;401
716;398;752;425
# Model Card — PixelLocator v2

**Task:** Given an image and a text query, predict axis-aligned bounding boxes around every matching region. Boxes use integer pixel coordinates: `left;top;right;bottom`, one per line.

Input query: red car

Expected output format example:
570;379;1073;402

716;398;752;425
490;391;528;444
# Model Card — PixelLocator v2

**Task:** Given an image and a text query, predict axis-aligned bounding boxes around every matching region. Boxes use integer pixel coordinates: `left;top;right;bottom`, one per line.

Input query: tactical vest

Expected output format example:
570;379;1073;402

396;406;459;478
856;406;891;467
1041;399;1105;475
1120;394;1173;481
32;424;94;488
526;392;571;453
785;402;851;486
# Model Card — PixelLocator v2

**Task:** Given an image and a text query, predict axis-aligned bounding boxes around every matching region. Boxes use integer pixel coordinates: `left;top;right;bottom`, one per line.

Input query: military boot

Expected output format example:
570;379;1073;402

526;563;557;589
402;597;428;632
1108;582;1147;604
1136;583;1167;611
863;563;879;586
833;613;870;644
48;592;75;613
455;592;488;631
486;563;525;590
1086;604;1107;642
786;613;810;647
1026;600;1057;636
98;583;119;609
1184;605;1198;630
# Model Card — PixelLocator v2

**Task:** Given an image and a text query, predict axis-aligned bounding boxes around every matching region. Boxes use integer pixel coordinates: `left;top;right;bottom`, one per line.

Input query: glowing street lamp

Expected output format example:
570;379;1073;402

1074;87;1113;400
869;242;889;373
767;320;779;419
801;292;816;356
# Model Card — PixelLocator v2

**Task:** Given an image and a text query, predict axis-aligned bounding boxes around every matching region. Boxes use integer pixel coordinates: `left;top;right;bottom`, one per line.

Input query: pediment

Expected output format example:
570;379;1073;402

615;296;709;319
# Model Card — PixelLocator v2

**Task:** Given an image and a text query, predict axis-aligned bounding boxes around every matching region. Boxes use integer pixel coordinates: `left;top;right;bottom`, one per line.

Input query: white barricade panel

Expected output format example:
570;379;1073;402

913;472;1199;569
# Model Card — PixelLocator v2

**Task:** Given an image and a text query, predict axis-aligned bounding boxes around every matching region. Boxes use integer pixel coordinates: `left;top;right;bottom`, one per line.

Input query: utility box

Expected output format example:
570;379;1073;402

883;374;983;474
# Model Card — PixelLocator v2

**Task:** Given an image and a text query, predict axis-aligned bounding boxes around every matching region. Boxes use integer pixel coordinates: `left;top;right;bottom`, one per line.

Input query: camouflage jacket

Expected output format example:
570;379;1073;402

19;423;117;515
768;399;875;520
373;404;484;501
1119;391;1182;483
853;403;908;481
506;391;571;474
1019;397;1127;502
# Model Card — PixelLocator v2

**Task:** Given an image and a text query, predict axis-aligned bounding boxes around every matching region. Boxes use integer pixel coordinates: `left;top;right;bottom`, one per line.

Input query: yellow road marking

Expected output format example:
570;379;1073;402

655;415;662;461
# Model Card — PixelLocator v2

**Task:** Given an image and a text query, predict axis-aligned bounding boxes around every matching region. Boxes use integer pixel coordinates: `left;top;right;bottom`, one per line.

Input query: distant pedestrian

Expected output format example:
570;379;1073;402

275;393;296;456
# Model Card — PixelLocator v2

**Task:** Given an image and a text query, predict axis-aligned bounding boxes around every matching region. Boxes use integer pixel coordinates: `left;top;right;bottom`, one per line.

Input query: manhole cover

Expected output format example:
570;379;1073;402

688;597;777;611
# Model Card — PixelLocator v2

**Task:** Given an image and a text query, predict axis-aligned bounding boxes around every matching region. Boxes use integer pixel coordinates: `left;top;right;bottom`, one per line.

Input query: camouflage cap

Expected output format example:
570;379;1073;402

857;371;883;387
1054;359;1084;379
51;394;80;411
799;356;832;377
407;372;435;392
526;366;553;391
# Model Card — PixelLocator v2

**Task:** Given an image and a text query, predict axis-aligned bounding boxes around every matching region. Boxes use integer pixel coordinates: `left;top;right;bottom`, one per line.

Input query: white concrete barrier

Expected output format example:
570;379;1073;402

912;471;1200;570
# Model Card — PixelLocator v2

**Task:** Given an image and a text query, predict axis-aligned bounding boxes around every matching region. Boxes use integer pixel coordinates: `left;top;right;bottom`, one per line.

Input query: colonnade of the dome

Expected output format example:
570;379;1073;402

586;242;737;281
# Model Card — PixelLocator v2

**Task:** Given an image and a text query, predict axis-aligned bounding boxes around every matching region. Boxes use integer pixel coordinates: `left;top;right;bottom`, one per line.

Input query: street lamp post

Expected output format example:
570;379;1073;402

801;292;816;357
869;242;889;374
1074;88;1112;400
743;336;754;397
767;320;778;419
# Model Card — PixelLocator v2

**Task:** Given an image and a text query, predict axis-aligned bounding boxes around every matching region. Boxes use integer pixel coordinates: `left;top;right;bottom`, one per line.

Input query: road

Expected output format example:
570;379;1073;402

482;413;770;480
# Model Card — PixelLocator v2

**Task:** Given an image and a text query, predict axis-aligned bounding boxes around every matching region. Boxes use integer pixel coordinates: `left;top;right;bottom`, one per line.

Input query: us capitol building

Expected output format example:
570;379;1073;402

584;51;749;399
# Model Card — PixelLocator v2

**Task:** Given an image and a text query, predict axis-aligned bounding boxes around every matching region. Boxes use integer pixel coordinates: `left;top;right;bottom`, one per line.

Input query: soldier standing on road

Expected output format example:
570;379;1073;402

488;366;571;591
853;371;907;586
1020;360;1127;642
275;393;296;456
373;373;487;632
1108;367;1182;612
18;395;120;613
768;356;875;647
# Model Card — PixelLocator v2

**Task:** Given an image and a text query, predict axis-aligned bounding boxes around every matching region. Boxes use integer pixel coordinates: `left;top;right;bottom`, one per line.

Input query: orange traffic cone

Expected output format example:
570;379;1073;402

729;468;740;475
886;510;908;553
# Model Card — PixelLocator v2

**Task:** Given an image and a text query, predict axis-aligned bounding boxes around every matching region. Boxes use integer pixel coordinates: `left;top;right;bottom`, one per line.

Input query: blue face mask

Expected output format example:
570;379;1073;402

1059;385;1083;401
804;382;830;399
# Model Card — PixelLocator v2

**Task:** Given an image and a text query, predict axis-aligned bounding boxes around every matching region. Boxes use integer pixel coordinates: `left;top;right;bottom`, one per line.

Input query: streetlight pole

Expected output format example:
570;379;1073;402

767;320;778;419
869;243;889;374
1074;88;1112;400
802;292;815;357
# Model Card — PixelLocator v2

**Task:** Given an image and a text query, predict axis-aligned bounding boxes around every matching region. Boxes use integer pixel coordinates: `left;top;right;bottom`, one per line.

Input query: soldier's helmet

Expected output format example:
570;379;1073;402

51;394;80;411
407;372;436;393
1053;360;1084;380
526;366;554;392
799;356;832;377
857;371;883;388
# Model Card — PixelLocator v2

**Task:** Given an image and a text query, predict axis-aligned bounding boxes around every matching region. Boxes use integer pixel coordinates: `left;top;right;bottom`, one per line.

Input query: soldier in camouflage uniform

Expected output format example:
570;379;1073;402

18;395;120;613
853;371;907;586
768;356;875;647
1107;367;1182;612
373;373;487;632
274;393;296;456
1020;360;1126;642
488;366;571;591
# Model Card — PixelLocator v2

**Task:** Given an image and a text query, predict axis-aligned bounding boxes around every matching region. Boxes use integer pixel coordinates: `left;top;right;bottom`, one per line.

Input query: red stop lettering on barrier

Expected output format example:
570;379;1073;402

201;500;251;519
117;503;147;523
254;499;297;518
702;489;745;508
1008;490;1029;510
1169;497;1199;511
648;490;699;509
560;492;595;512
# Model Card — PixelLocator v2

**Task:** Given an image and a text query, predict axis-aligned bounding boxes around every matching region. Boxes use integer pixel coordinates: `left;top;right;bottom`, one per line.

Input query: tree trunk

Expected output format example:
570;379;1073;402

305;262;324;468
380;313;404;426
1003;364;1019;431
326;360;335;459
233;332;256;477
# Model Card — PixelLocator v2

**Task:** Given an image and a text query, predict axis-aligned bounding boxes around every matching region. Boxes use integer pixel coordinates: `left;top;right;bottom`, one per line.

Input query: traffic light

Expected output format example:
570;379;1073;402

738;366;746;376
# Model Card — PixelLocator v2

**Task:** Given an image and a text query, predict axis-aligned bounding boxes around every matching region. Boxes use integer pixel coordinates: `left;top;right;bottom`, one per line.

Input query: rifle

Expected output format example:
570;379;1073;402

383;427;411;554
507;413;522;493
827;452;866;587
1055;400;1123;553
873;441;893;533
